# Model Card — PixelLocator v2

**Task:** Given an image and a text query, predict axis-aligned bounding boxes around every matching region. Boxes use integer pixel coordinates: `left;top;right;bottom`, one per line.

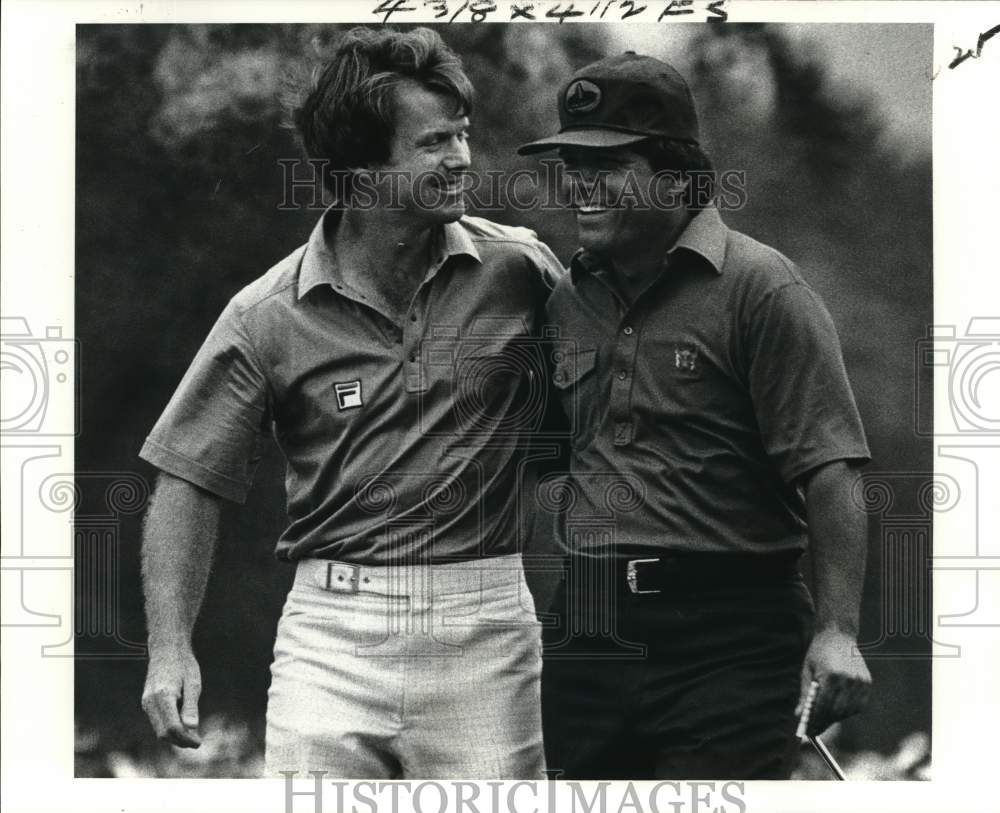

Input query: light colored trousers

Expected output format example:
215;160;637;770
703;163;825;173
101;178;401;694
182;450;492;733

265;555;545;779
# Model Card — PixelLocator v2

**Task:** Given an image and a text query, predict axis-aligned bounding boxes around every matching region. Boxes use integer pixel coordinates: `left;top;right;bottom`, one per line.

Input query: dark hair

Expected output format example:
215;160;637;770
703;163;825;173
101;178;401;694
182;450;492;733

632;137;717;209
287;27;473;194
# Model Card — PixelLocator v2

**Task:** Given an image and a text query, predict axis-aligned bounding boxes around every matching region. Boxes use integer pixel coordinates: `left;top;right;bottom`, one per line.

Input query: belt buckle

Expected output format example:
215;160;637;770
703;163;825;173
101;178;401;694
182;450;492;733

326;562;361;593
626;558;661;595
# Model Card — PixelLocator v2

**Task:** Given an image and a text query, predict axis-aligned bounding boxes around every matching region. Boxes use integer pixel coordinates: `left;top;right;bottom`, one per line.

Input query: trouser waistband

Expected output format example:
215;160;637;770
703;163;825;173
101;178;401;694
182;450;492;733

294;554;526;597
566;550;802;595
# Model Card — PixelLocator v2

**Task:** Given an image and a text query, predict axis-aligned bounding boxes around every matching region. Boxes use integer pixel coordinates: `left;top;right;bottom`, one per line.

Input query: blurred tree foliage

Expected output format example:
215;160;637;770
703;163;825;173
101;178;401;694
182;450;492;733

75;23;931;771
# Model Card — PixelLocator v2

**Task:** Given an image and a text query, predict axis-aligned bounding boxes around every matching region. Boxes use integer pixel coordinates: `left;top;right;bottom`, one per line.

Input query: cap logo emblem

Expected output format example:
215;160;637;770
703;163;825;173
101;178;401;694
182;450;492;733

565;80;602;115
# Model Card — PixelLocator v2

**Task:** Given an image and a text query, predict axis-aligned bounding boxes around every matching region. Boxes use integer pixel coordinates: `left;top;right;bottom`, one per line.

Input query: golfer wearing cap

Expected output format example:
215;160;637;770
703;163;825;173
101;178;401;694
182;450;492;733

520;53;873;779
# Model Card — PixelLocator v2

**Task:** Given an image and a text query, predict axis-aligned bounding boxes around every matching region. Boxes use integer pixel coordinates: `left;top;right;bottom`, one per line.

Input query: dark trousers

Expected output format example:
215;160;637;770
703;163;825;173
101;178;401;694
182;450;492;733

541;555;815;780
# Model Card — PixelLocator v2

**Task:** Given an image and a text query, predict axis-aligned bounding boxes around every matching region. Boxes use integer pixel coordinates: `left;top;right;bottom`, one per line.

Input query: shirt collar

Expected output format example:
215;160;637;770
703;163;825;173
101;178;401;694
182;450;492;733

297;207;342;300
569;205;728;284
669;205;727;276
437;217;482;267
297;207;483;300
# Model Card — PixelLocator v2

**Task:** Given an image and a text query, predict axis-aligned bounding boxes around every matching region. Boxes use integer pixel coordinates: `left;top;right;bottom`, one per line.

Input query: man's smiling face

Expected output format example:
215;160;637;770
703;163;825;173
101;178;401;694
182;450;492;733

559;144;688;261
370;79;471;225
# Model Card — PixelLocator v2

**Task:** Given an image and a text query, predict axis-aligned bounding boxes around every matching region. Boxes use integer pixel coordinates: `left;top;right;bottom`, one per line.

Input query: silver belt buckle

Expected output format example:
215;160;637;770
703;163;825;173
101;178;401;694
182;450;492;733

326;562;362;593
626;558;661;595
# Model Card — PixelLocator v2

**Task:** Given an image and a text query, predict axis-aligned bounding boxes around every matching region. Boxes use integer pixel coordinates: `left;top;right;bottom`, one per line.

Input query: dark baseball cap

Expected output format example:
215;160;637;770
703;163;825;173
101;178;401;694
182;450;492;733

517;52;700;155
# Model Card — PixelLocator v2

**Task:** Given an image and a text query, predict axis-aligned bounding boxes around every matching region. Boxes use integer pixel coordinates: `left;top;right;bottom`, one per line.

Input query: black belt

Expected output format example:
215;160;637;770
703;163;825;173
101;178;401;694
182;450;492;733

568;550;802;595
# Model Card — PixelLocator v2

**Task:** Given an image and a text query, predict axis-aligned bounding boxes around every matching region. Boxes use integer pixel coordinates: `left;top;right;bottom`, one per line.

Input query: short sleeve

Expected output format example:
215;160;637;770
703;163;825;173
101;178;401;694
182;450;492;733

746;282;871;484
139;300;272;503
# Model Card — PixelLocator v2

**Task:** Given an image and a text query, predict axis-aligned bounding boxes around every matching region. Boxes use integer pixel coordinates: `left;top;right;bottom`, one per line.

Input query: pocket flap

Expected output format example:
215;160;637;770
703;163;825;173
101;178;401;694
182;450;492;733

552;348;597;390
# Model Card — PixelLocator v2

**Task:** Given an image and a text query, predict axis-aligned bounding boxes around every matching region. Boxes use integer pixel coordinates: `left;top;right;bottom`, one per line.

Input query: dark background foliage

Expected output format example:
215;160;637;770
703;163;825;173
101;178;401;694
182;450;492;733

74;23;932;777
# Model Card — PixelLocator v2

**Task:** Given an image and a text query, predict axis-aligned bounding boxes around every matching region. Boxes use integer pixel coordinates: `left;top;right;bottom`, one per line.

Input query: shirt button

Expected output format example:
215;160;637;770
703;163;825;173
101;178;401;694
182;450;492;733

623;326;633;335
410;355;417;363
410;314;418;322
618;370;628;380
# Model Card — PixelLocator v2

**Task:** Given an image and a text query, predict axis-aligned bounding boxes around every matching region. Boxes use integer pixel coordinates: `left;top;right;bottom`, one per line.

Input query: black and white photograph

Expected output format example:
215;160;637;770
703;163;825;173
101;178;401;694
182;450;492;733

2;2;998;812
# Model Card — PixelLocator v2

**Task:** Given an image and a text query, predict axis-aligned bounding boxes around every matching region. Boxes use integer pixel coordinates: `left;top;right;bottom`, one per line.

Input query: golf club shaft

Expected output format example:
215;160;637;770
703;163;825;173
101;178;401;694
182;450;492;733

810;735;847;780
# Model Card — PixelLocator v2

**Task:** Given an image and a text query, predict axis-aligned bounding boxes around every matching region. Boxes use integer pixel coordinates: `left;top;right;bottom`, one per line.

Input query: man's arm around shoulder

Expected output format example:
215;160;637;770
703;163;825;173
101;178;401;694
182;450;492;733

798;459;873;736
140;471;223;748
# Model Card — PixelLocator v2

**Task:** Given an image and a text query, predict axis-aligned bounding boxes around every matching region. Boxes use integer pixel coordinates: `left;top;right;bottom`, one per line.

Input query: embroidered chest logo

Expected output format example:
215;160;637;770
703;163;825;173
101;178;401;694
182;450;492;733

334;380;363;410
674;344;699;373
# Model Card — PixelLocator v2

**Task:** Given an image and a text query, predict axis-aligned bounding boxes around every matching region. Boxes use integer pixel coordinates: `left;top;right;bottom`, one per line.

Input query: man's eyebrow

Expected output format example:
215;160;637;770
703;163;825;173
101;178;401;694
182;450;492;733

415;119;470;142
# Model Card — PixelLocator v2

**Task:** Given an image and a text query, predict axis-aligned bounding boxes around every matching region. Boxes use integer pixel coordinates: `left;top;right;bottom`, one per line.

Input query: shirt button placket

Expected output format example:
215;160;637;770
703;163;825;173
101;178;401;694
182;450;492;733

405;308;423;392
405;309;418;357
611;318;637;446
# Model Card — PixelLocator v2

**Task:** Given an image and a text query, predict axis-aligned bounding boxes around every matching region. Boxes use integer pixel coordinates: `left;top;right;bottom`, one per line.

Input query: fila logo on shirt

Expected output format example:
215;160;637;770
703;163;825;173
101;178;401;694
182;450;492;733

334;380;363;410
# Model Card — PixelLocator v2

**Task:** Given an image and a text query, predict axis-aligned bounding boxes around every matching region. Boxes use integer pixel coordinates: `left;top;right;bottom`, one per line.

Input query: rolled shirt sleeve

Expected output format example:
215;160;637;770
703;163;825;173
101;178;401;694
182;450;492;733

139;299;272;503
745;281;871;485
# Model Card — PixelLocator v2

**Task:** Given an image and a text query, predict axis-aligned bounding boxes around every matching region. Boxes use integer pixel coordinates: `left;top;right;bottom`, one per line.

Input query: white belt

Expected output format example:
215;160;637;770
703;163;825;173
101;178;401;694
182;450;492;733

293;554;525;597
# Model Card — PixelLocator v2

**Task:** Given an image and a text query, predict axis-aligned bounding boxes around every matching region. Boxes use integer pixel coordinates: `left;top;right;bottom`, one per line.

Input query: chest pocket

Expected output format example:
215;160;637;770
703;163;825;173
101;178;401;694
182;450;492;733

553;347;599;449
640;337;738;420
553;348;596;389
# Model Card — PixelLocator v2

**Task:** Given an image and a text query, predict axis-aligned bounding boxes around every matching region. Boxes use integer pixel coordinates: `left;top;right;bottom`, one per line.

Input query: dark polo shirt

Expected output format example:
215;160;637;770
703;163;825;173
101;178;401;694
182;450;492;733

140;210;563;564
545;206;870;555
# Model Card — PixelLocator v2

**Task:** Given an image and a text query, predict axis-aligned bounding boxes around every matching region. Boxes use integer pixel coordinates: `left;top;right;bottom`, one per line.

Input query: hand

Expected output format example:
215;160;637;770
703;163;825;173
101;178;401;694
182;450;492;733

796;627;872;737
141;645;203;748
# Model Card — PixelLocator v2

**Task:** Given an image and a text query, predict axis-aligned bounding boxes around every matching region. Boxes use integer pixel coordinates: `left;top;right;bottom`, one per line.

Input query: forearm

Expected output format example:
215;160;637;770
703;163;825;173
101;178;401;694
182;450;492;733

804;460;868;636
141;472;222;652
